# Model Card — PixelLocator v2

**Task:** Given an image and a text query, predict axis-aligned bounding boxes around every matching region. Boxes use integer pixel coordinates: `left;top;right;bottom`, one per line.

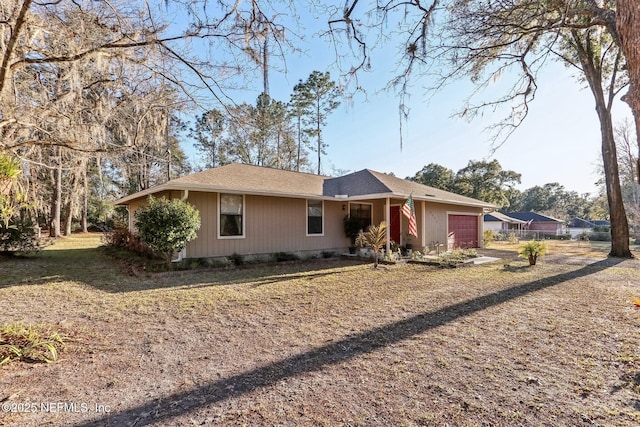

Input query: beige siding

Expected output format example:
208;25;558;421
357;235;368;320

423;202;484;251
184;192;349;258
126;190;176;232
124;191;485;258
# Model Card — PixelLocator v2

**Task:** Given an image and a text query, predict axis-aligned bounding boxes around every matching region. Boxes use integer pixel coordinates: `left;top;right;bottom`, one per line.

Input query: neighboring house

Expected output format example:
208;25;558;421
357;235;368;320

567;218;610;238
115;163;495;260
483;211;528;232
505;211;566;236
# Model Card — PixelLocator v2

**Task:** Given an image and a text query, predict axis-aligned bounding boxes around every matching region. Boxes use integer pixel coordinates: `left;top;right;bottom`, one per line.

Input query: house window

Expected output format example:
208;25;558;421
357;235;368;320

307;200;323;235
349;203;372;232
220;193;244;237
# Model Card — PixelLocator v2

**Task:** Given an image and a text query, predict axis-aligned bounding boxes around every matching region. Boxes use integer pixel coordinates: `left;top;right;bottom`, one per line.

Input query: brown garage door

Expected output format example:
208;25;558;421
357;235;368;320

448;215;478;249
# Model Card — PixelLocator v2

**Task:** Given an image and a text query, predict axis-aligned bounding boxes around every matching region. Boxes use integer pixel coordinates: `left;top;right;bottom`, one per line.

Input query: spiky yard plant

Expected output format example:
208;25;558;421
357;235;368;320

518;239;548;266
0;323;64;366
357;221;388;268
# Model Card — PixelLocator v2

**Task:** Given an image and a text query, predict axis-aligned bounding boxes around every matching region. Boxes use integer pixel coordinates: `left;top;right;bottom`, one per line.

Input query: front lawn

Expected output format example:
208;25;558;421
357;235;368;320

1;233;639;426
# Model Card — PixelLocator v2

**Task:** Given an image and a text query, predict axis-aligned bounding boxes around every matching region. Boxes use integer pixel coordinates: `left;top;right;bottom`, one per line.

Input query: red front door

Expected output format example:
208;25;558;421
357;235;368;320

390;205;401;244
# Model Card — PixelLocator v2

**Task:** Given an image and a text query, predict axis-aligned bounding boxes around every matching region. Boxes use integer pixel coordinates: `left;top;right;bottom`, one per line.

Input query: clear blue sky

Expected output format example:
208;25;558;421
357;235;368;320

172;4;633;197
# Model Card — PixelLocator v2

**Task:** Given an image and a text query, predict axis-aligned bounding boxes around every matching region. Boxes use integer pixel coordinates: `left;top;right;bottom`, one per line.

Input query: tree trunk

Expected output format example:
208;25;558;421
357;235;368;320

597;99;632;258
571;30;632;258
0;0;32;101
81;163;88;233
63;198;73;236
51;156;62;238
296;116;302;172
617;1;640;186
316;103;321;175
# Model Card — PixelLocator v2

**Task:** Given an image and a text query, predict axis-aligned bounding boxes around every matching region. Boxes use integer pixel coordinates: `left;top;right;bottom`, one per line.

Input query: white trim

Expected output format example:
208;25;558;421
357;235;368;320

217;193;246;240
306;199;324;237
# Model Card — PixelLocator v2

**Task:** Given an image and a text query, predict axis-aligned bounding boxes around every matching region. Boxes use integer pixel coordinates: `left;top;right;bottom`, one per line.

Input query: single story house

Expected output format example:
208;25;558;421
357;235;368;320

115;163;495;260
503;211;566;236
483;211;528;232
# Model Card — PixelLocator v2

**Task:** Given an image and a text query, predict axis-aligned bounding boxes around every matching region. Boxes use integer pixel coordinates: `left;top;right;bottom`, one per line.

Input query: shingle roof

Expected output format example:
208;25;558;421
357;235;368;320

567;218;595;228
115;163;495;209
505;211;565;223
567;218;610;228
484;212;527;224
170;163;326;197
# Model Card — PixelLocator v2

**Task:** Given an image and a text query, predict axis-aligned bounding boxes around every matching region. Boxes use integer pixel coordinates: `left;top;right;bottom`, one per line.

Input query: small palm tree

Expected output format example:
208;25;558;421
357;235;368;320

357;221;388;268
518;239;547;265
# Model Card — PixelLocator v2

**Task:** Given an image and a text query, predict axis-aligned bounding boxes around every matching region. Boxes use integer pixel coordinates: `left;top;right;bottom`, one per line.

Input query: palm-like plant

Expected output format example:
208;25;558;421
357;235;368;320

0;155;21;196
357;221;388;268
518;240;548;265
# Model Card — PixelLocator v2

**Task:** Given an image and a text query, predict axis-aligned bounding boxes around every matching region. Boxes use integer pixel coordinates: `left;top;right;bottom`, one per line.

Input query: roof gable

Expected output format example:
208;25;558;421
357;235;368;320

366;170;494;207
323;170;390;197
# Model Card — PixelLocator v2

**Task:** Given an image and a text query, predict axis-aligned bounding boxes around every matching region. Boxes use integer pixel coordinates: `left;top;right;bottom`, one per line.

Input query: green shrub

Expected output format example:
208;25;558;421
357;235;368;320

101;227;152;257
134;196;201;262
101;227;131;248
483;229;495;246
273;252;298;262
0;219;49;255
588;231;611;241
436;248;477;268
228;252;244;266
321;251;335;258
545;233;571;240
463;248;478;258
437;251;465;268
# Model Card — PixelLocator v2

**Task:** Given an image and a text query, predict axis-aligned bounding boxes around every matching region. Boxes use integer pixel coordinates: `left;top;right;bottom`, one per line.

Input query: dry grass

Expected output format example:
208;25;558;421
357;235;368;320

0;233;639;426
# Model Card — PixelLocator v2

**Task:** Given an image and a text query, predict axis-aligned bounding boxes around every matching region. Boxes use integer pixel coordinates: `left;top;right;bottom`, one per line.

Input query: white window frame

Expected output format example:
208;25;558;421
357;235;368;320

218;193;246;239
306;199;324;236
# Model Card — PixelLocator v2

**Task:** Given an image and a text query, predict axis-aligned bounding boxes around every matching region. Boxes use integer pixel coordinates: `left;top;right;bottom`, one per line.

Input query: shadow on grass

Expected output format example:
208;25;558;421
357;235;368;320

502;264;533;273
0;245;368;292
74;258;623;427
0;247;121;290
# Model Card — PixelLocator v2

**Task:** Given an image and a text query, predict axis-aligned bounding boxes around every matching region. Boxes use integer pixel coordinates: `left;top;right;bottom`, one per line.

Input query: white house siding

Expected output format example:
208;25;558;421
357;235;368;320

484;221;505;232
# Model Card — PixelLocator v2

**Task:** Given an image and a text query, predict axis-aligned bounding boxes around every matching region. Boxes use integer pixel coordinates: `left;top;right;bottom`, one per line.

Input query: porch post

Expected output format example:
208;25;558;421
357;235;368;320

385;197;391;254
421;200;426;250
